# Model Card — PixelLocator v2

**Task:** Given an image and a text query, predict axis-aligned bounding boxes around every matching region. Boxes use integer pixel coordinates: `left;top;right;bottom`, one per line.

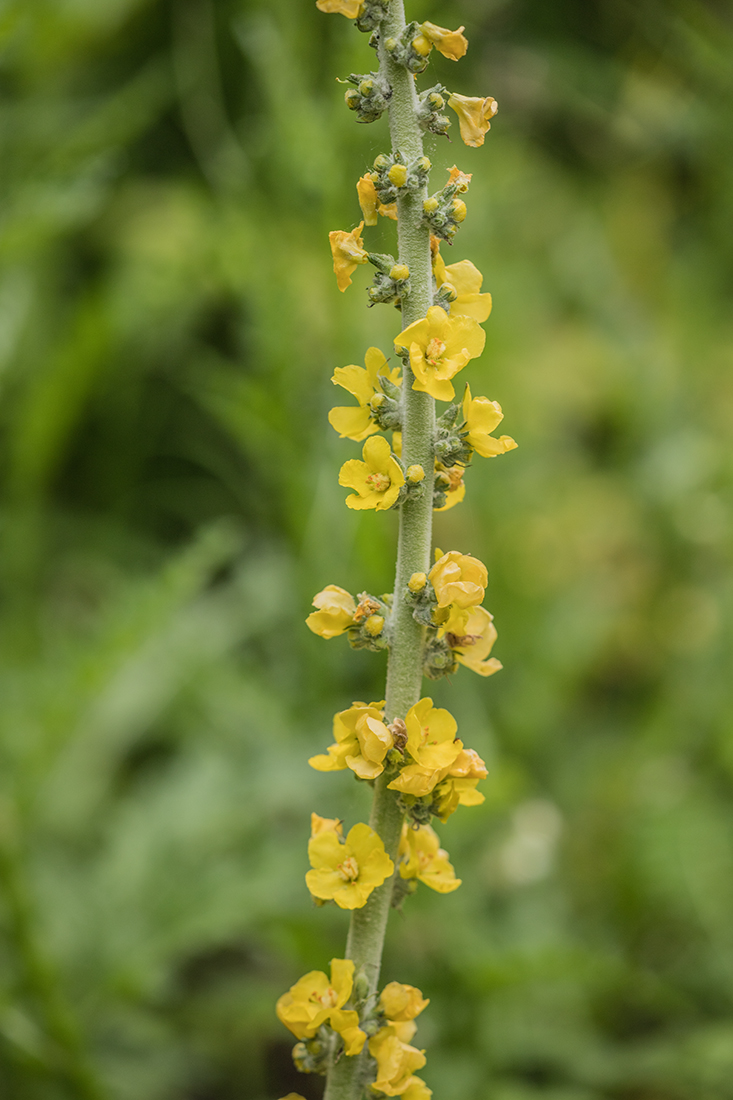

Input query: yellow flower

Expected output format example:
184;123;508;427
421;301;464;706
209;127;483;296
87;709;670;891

433;252;492;323
357;174;398;225
415;21;468;60
449;605;502;677
394;305;485;402
448;93;498;148
306;821;394;909
309;700;393;780
433;463;466;511
276;957;366;1055
328;347;401;441
429;549;487;609
398;823;461;893
329;222;368;291
316;0;363;17
339;435;405;511
310;812;343;836
462;384;517;457
369;1027;427;1096
306;584;356;638
432;747;488;821
380;981;430;1024
388;698;463;797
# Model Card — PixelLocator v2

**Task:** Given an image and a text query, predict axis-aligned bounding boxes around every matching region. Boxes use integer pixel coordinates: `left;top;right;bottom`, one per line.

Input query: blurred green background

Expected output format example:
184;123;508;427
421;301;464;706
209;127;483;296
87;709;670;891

1;0;732;1097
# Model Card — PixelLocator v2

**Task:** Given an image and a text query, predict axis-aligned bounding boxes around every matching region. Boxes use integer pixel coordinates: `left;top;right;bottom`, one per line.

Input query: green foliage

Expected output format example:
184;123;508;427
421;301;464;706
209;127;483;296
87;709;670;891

0;0;731;1097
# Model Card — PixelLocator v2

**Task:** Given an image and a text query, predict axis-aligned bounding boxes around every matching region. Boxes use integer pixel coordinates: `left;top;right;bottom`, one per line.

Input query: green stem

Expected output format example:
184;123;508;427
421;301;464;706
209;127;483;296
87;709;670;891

0;813;108;1100
324;3;434;1097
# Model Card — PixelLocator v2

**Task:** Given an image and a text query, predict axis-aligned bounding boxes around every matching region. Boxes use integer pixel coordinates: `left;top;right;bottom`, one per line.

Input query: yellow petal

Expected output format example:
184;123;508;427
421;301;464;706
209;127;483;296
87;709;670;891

332;363;375;404
316;0;363;18
443;259;483;296
357;174;379;226
448;93;498;148
328;405;376;441
420;20;468;60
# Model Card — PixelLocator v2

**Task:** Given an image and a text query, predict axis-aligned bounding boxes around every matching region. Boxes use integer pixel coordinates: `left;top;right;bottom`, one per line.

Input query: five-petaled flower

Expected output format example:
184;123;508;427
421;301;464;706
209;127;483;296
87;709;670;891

276;956;366;1055
448;93;498;147
329;347;401;441
369;1026;428;1097
399;823;461;893
306;821;395;909
462;384;517;457
339;435;405;510
395;305;485;402
434;251;493;323
309;700;393;779
306;585;356;638
388;698;463;797
329;222;368;291
429;549;488;609
432;747;489;821
448;605;503;677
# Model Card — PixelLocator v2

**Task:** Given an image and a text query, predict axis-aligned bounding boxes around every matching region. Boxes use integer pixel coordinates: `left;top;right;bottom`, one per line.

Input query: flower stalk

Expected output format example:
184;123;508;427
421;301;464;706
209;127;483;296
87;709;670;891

279;3;513;1098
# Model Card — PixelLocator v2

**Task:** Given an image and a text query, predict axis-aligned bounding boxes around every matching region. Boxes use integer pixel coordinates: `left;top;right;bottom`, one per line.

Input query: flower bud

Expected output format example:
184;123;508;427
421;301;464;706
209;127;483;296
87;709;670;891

364;614;385;636
370;393;386;409
406;464;425;483
359;79;374;96
440;281;458;302
384;36;398;52
428;92;445;109
423;196;439;214
415;156;432;173
451;199;467;222
388;163;408;187
345;89;360;110
389;263;410;281
411;34;431;57
408;572;428;593
373;154;390;171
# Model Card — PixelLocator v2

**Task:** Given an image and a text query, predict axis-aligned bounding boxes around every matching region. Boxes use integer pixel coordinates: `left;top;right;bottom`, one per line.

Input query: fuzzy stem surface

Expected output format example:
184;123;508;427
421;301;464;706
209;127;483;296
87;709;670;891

324;3;434;1097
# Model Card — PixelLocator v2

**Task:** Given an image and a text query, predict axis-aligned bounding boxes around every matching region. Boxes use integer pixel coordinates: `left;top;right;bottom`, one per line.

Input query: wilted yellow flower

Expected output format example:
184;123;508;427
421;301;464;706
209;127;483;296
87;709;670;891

329;222;368;291
429;549;487;608
395;305;485;402
276;957;366;1055
447;164;472;191
462;384;517;457
448;93;498;147
369;1027;427;1096
306;821;394;909
432;747;489;821
414;21;468;60
388;698;463;797
433;252;492;323
380;981;430;1024
399;823;461;893
339;435;405;511
328;347;401;442
309;701;393;780
306;584;356;638
316;0;363;17
449;605;502;676
357;174;397;225
433;463;466;511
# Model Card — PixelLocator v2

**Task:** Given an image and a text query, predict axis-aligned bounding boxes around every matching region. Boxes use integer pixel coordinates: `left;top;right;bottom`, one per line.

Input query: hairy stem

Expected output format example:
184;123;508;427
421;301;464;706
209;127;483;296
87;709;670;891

324;3;434;1097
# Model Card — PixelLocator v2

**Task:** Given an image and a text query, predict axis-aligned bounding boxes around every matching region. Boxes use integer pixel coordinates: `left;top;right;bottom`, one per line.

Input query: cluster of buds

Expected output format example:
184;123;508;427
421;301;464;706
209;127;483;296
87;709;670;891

306;585;391;650
343;70;392;123
434;400;474;467
366;252;411;306
433;461;465;510
416;84;451;137
422;167;471;243
369;151;432;206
